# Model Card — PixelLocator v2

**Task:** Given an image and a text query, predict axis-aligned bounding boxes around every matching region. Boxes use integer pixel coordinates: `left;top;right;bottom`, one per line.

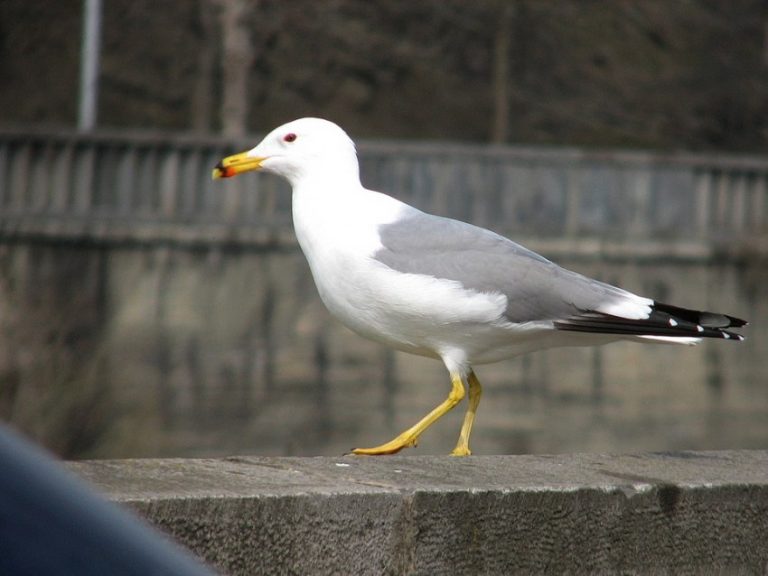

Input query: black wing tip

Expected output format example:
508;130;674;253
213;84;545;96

652;302;748;330
692;325;745;341
555;305;747;341
726;315;748;328
723;332;746;342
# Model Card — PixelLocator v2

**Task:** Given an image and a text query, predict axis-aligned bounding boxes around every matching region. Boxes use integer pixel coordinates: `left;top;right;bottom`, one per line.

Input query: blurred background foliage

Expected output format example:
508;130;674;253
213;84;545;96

1;0;767;149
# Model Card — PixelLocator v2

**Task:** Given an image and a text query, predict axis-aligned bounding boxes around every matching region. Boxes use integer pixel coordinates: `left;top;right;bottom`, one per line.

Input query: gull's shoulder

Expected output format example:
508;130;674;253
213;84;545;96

373;199;551;265
348;187;423;225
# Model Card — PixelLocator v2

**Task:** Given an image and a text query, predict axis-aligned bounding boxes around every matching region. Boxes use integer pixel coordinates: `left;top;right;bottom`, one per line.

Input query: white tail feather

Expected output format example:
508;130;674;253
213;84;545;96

635;335;701;345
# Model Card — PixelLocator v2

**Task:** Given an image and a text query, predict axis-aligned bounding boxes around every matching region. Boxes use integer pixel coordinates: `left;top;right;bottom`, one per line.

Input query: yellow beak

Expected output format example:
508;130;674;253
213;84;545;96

212;151;266;179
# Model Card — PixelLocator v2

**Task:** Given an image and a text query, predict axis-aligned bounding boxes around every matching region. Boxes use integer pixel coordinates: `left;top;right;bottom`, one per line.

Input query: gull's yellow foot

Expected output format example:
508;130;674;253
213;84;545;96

351;435;418;456
450;445;471;457
350;370;468;456
449;370;482;457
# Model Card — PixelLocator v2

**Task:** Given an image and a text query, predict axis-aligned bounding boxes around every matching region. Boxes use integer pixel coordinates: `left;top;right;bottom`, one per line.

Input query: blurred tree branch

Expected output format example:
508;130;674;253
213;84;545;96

218;0;256;136
491;2;514;143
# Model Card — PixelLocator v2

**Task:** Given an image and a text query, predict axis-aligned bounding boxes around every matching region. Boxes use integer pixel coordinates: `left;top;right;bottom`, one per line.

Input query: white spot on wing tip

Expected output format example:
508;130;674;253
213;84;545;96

636;335;701;345
599;299;652;320
696;325;704;333
668;318;678;327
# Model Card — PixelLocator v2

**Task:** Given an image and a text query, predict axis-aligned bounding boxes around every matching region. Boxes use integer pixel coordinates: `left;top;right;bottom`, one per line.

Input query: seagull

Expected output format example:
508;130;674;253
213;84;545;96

213;118;747;456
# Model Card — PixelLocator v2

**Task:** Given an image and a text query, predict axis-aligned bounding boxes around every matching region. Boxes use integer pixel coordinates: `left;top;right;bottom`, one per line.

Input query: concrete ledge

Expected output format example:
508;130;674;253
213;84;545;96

68;451;768;575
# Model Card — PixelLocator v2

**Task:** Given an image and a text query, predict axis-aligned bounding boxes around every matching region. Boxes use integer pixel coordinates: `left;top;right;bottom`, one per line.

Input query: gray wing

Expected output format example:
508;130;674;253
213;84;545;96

374;209;634;324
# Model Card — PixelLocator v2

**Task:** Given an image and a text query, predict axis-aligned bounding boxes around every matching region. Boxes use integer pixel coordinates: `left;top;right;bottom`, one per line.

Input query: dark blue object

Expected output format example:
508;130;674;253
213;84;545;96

0;424;216;575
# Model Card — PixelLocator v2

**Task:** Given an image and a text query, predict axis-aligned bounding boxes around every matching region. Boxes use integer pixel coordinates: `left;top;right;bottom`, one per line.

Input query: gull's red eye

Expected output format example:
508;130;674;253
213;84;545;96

283;132;297;143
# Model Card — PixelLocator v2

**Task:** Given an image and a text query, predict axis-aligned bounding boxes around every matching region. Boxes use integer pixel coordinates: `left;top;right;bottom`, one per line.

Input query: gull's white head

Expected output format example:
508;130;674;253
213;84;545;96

213;118;360;187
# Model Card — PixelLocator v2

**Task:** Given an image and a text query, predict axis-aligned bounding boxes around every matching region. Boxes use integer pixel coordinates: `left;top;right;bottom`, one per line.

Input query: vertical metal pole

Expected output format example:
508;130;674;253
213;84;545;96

78;0;102;131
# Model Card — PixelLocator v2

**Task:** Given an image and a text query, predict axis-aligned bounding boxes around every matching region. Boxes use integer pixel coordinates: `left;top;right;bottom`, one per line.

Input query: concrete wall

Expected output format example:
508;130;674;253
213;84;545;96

69;451;768;575
1;240;765;460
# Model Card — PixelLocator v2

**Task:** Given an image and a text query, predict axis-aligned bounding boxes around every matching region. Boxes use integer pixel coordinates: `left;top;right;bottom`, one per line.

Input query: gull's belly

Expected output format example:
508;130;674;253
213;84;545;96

306;246;514;357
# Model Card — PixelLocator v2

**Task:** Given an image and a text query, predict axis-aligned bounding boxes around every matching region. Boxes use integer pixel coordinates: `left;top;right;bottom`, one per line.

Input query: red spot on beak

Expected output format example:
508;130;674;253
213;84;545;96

213;162;237;178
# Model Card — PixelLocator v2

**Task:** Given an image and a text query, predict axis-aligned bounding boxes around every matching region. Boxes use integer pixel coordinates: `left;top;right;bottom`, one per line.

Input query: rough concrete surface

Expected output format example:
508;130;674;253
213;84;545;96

68;451;768;575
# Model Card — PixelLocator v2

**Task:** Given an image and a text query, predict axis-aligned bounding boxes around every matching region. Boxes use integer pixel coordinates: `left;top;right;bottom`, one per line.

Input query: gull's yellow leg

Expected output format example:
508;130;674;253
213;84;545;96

352;371;466;455
451;370;482;456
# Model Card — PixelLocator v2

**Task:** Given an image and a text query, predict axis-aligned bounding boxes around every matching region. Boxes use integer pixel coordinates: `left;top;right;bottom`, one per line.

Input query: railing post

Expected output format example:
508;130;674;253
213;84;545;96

73;144;95;215
565;162;582;238
626;165;651;239
731;172;747;234
695;170;712;240
31;142;56;214
715;170;730;232
51;143;74;214
116;145;137;216
0;142;10;210
751;174;767;232
8;142;31;212
159;148;180;218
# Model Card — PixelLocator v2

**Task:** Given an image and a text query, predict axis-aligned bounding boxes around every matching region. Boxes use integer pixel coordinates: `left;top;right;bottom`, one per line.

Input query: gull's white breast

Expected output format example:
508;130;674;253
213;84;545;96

291;186;509;358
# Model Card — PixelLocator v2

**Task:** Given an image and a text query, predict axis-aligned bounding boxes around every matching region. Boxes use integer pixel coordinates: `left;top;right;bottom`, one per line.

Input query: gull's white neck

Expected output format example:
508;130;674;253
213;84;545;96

290;162;367;248
283;154;361;191
288;153;366;250
288;157;409;321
